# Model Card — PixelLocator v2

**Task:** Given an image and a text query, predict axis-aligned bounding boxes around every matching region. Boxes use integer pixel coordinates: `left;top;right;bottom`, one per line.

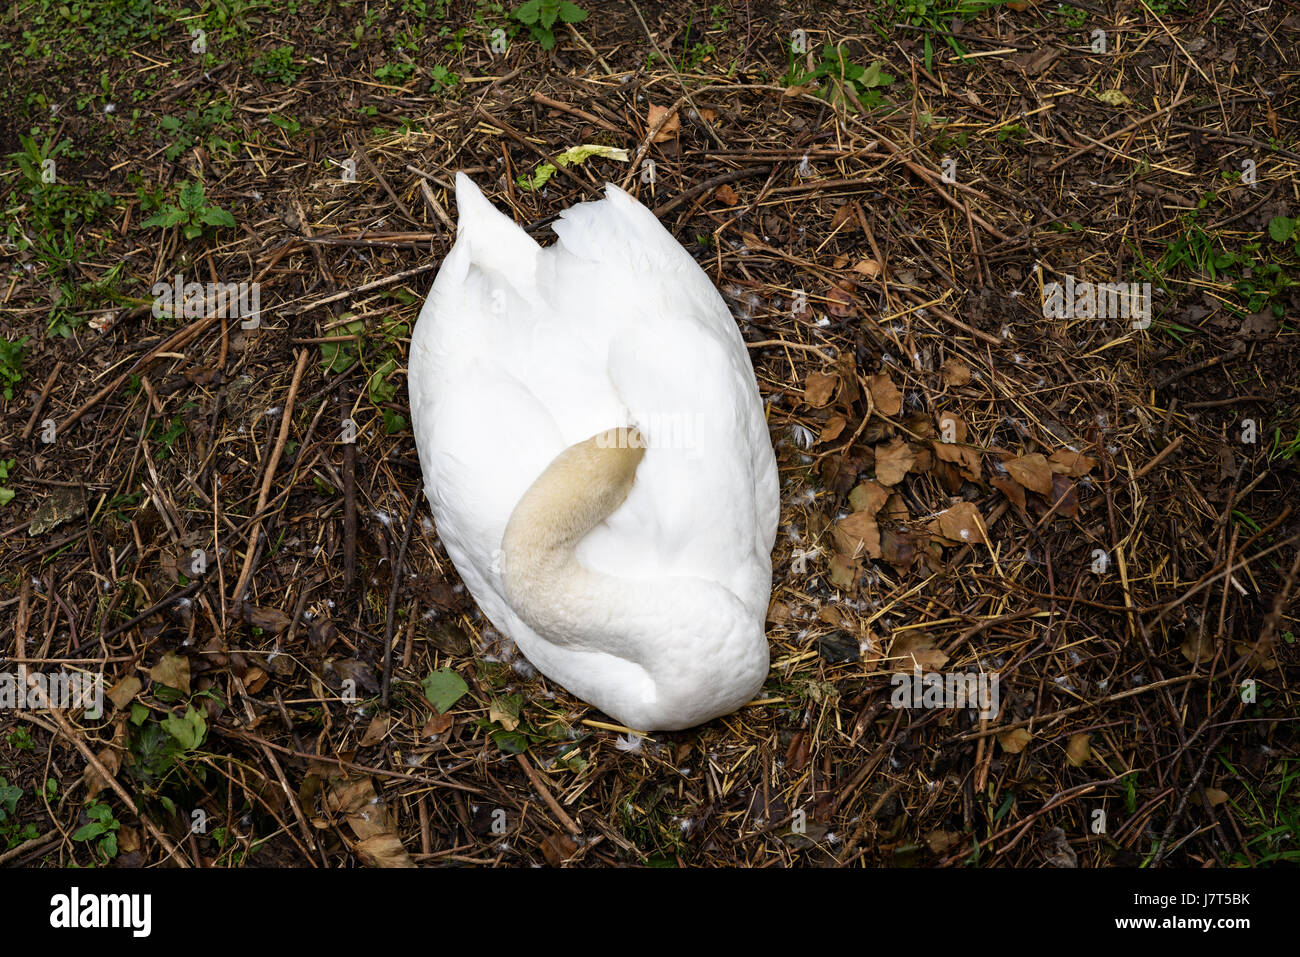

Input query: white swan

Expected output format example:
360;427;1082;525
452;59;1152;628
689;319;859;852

408;173;779;731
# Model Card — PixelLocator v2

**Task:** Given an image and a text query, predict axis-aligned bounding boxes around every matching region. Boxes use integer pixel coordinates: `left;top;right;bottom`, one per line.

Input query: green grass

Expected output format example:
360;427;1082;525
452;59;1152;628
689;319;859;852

0;336;27;401
1218;755;1300;865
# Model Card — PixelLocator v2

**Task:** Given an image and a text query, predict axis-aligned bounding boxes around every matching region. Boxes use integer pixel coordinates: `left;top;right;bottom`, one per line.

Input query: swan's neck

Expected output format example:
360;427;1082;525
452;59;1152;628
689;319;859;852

501;428;646;650
500;428;764;729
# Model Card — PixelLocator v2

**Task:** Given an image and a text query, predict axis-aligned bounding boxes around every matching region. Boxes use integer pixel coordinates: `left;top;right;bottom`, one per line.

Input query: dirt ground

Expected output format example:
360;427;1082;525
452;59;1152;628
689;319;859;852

1;0;1298;867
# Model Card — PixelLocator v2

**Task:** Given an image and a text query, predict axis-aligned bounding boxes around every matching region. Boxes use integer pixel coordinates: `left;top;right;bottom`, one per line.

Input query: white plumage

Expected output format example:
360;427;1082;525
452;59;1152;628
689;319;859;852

408;173;778;731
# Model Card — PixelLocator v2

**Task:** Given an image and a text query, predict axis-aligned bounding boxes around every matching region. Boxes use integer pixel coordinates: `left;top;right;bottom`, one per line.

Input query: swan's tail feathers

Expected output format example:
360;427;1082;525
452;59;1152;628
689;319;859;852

452;173;542;297
549;182;684;273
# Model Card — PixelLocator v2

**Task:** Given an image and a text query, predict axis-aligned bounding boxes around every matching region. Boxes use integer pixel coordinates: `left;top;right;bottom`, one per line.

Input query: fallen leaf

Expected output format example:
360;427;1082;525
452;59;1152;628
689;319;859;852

889;631;949;671
998;728;1032;753
647;104;680;142
1050;474;1079;519
941;358;971;387
991;475;1027;510
489;698;520;731
828;553;861;590
422;668;469;713
1179;627;1214;664
84;744;122;798
875;437;916;486
867;372;903;416
1048;449;1098;477
421;712;454;737
818;414;847;443
107;676;142;711
1066;733;1091;766
852;258;881;278
1004;453;1054;495
360;714;389;748
926;830;960;854
826;283;856;318
880;527;923;571
354;832;416;868
803;371;838;408
234;601;293;634
833;511;882;559
243;665;269;694
150;652;191;695
541;832;579;866
1200;788;1229;808
934;501;986;545
713;183;739;205
848;481;889;516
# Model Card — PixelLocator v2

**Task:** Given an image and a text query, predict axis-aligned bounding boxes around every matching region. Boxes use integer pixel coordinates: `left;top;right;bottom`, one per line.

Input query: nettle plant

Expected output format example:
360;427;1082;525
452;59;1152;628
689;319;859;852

512;0;588;50
142;180;235;240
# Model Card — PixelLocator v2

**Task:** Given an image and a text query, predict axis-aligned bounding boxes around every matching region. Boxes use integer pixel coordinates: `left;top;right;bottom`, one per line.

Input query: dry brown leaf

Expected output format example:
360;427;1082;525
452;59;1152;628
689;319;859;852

853;258;881;278
1004;453;1054;495
1048;449;1098;477
84;744;122;798
830;203;858;230
828;553;861;590
360;714;389;748
934;501;986;545
354;832;416;868
713;183;739;205
881;527;923;571
883;493;910;521
803;371;838;408
1051;474;1079;519
926;830;960;854
932;415;981;481
243;665;269;694
990;475;1027;510
867;372;903;416
819;414;847;443
647;104;680;142
941;358;971;387
875;437;916;486
421;712;454;738
1179;627;1214;664
149;652;190;695
998;728;1032;753
889;631;949;671
541;832;579;866
848;481;889;516
833;511;882;559
107;675;142;711
826;283;857;318
1066;733;1091;766
1200;788;1229;808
